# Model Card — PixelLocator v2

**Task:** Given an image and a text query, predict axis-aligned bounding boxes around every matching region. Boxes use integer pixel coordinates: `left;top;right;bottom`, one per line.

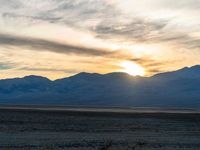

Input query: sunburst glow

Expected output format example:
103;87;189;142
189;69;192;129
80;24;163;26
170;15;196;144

120;61;145;76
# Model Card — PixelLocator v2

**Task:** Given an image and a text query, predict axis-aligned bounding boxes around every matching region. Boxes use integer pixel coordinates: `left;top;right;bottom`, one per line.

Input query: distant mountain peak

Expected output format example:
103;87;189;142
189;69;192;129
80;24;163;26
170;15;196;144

69;72;102;79
177;65;200;71
24;75;48;79
75;72;102;76
104;72;134;78
178;65;200;72
152;65;200;79
105;72;129;76
23;75;50;81
189;65;200;70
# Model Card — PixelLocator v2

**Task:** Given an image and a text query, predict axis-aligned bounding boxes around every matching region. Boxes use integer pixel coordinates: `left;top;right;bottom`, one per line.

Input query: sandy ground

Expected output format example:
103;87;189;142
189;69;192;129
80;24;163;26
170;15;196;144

0;107;200;150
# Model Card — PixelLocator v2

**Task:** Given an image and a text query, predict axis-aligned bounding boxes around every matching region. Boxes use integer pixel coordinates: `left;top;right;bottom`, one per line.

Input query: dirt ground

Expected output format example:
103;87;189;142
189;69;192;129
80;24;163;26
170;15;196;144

0;108;200;150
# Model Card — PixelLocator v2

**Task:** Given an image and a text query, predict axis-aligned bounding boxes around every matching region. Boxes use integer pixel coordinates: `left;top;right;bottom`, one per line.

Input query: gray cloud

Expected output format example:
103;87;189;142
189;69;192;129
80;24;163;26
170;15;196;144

155;0;200;10
0;0;22;9
0;62;14;70
0;0;119;28
43;0;119;26
19;67;77;73
94;18;200;50
2;12;62;23
93;18;168;42
0;33;113;56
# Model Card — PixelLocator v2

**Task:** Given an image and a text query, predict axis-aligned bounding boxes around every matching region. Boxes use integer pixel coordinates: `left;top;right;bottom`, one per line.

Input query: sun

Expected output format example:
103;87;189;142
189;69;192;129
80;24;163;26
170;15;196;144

120;61;145;76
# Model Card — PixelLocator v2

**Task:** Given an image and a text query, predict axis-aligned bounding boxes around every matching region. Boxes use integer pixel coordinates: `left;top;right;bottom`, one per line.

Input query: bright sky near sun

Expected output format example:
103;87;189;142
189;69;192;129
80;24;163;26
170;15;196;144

0;0;200;79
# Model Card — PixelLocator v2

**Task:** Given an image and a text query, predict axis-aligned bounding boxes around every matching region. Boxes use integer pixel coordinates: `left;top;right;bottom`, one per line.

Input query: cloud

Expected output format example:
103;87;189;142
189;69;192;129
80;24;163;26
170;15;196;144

19;67;77;73
0;0;119;28
1;0;199;51
154;0;200;10
2;12;62;23
0;62;14;70
0;33;113;56
93;18;168;42
129;57;169;75
93;18;200;50
157;33;200;50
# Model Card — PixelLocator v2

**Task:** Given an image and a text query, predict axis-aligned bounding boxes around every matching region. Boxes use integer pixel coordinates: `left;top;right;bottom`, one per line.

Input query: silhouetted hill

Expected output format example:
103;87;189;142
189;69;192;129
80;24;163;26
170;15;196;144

152;65;200;80
0;65;200;107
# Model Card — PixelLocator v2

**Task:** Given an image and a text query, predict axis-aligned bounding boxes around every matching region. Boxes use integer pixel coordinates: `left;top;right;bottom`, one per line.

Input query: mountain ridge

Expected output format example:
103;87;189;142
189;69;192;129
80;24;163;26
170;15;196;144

2;65;200;81
0;65;200;107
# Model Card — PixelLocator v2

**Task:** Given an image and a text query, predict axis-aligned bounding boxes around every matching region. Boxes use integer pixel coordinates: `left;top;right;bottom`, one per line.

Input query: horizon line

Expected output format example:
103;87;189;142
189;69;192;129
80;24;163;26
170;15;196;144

0;64;199;81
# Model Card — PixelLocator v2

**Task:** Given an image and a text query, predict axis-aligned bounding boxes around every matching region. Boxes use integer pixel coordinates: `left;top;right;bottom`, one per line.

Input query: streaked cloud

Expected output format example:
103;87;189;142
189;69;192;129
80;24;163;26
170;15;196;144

0;33;113;56
0;63;14;70
19;67;78;74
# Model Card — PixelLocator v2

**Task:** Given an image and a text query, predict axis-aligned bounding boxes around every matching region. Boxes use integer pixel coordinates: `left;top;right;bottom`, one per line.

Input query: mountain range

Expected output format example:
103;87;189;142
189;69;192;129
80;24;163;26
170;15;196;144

0;65;200;108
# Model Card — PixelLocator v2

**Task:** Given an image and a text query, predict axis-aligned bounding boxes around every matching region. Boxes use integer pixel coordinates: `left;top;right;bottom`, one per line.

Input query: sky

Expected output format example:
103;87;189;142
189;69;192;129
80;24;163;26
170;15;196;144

0;0;200;79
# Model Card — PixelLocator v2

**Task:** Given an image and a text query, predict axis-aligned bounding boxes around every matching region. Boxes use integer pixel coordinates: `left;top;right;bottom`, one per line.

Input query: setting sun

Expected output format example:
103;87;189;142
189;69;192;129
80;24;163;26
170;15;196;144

120;61;145;76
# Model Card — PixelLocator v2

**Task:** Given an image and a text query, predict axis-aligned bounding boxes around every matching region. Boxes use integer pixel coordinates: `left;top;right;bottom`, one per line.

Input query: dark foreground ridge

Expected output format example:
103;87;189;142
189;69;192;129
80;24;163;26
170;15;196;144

0;107;200;150
0;65;200;107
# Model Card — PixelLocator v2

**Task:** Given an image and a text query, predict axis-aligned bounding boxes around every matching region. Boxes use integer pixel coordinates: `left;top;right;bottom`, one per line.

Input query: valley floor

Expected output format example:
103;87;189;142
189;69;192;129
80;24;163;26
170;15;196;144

0;106;200;150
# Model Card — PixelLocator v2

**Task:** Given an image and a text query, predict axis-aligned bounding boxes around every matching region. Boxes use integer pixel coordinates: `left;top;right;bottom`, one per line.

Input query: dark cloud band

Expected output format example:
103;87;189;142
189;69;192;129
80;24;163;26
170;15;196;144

0;33;113;56
19;67;77;74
